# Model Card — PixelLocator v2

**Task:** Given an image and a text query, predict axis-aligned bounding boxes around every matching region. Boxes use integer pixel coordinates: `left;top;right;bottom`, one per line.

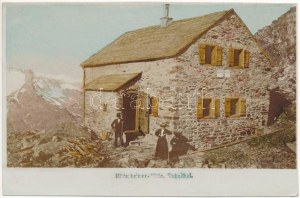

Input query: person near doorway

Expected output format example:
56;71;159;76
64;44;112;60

155;122;172;160
111;113;124;147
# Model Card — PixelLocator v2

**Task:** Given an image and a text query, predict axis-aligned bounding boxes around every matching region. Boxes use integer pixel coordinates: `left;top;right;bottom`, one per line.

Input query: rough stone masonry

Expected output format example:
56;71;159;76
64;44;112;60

84;11;276;149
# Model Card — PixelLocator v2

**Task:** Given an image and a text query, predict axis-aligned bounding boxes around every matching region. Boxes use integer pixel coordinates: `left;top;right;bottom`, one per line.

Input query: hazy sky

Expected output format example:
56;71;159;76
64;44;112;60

4;3;293;80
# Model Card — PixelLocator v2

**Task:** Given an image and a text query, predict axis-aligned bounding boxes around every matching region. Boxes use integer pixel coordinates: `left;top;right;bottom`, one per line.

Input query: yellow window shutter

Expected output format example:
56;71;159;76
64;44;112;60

239;50;244;67
199;44;206;65
197;98;203;119
211;46;217;66
244;50;250;68
239;98;246;116
216;46;223;66
214;98;220;118
151;97;159;117
224;98;231;117
228;48;234;66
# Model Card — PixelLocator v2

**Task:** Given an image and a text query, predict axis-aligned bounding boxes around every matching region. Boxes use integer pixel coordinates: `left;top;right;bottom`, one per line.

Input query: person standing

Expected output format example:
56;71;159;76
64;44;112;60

155;122;172;159
111;113;123;147
169;132;195;161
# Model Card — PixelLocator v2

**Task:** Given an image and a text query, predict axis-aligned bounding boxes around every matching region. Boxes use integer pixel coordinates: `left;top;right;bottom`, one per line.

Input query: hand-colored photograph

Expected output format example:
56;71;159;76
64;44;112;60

4;3;296;168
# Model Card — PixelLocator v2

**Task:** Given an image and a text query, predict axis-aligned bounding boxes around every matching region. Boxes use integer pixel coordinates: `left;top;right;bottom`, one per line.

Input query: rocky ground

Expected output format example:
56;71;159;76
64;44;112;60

204;104;296;169
8;105;295;168
7;123;106;167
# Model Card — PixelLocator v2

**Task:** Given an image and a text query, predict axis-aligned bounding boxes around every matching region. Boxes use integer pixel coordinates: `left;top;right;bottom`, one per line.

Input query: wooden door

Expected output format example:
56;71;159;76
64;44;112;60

137;92;149;134
122;93;137;132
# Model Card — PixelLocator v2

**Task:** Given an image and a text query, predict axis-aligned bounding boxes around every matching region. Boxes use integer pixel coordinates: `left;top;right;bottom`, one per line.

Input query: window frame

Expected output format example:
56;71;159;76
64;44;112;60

228;48;250;68
225;97;247;118
199;43;223;66
202;98;213;118
197;97;220;119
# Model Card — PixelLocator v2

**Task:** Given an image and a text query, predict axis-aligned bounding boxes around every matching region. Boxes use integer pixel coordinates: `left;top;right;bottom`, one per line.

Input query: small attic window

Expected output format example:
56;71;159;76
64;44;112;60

199;44;223;66
228;48;250;68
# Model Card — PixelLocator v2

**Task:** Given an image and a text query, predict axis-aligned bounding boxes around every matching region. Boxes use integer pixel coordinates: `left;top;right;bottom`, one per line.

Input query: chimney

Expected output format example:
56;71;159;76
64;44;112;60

160;4;173;27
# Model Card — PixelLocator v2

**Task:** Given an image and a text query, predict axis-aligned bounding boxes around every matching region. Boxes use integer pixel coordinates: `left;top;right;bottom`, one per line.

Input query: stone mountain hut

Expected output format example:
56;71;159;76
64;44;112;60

81;5;276;148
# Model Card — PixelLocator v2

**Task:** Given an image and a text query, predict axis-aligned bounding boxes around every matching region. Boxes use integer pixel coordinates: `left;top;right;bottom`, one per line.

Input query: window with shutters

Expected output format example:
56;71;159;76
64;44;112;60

197;98;220;119
224;97;246;118
199;44;223;66
150;96;159;117
228;48;250;68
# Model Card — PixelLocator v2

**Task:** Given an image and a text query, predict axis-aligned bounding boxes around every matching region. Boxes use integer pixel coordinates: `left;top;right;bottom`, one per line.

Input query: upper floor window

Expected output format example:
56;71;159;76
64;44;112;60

228;48;250;68
199;44;223;66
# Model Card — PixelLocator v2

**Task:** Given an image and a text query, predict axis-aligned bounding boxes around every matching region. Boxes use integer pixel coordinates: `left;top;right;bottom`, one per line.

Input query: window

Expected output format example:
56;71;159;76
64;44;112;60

197;98;220;119
230;98;239;116
199;44;223;66
233;49;242;66
203;99;212;117
228;48;250;68
150;96;158;117
205;45;213;64
225;98;246;117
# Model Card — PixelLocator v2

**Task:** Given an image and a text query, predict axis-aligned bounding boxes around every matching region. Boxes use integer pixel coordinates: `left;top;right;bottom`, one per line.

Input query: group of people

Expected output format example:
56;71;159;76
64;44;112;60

111;113;194;161
154;122;194;162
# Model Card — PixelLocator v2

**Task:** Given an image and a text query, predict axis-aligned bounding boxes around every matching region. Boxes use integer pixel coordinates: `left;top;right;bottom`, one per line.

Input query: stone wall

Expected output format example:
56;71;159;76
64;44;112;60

84;59;182;135
172;14;276;148
84;13;276;148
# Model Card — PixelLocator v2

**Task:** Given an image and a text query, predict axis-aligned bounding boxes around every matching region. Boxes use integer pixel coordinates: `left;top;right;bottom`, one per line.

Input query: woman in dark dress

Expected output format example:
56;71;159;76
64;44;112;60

155;122;172;159
169;132;195;160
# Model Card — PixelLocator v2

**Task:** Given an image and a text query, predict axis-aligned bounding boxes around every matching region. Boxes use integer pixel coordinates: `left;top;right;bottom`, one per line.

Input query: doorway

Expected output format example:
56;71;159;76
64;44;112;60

122;91;150;134
122;93;137;132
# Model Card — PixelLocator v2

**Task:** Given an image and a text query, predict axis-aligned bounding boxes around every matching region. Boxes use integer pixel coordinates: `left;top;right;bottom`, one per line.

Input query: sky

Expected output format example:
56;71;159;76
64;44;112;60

4;3;294;80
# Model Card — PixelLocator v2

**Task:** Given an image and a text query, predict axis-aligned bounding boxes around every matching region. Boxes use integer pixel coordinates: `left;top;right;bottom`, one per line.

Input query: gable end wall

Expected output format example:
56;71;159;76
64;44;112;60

172;13;276;148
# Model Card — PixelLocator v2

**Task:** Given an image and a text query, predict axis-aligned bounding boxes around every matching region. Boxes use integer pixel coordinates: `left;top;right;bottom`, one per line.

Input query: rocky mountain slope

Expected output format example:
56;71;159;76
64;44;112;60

255;7;296;102
7;68;82;133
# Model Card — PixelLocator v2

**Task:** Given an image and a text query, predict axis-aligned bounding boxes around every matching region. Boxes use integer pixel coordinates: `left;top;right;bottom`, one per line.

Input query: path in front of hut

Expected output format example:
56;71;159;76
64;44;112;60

99;136;207;168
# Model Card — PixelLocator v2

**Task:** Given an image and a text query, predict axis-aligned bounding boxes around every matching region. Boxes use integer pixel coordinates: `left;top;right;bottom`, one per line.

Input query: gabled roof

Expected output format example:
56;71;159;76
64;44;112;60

81;9;234;68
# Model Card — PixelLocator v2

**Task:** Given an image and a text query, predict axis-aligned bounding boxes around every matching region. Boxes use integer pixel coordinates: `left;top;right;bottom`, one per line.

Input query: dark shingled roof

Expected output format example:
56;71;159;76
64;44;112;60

81;9;234;67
